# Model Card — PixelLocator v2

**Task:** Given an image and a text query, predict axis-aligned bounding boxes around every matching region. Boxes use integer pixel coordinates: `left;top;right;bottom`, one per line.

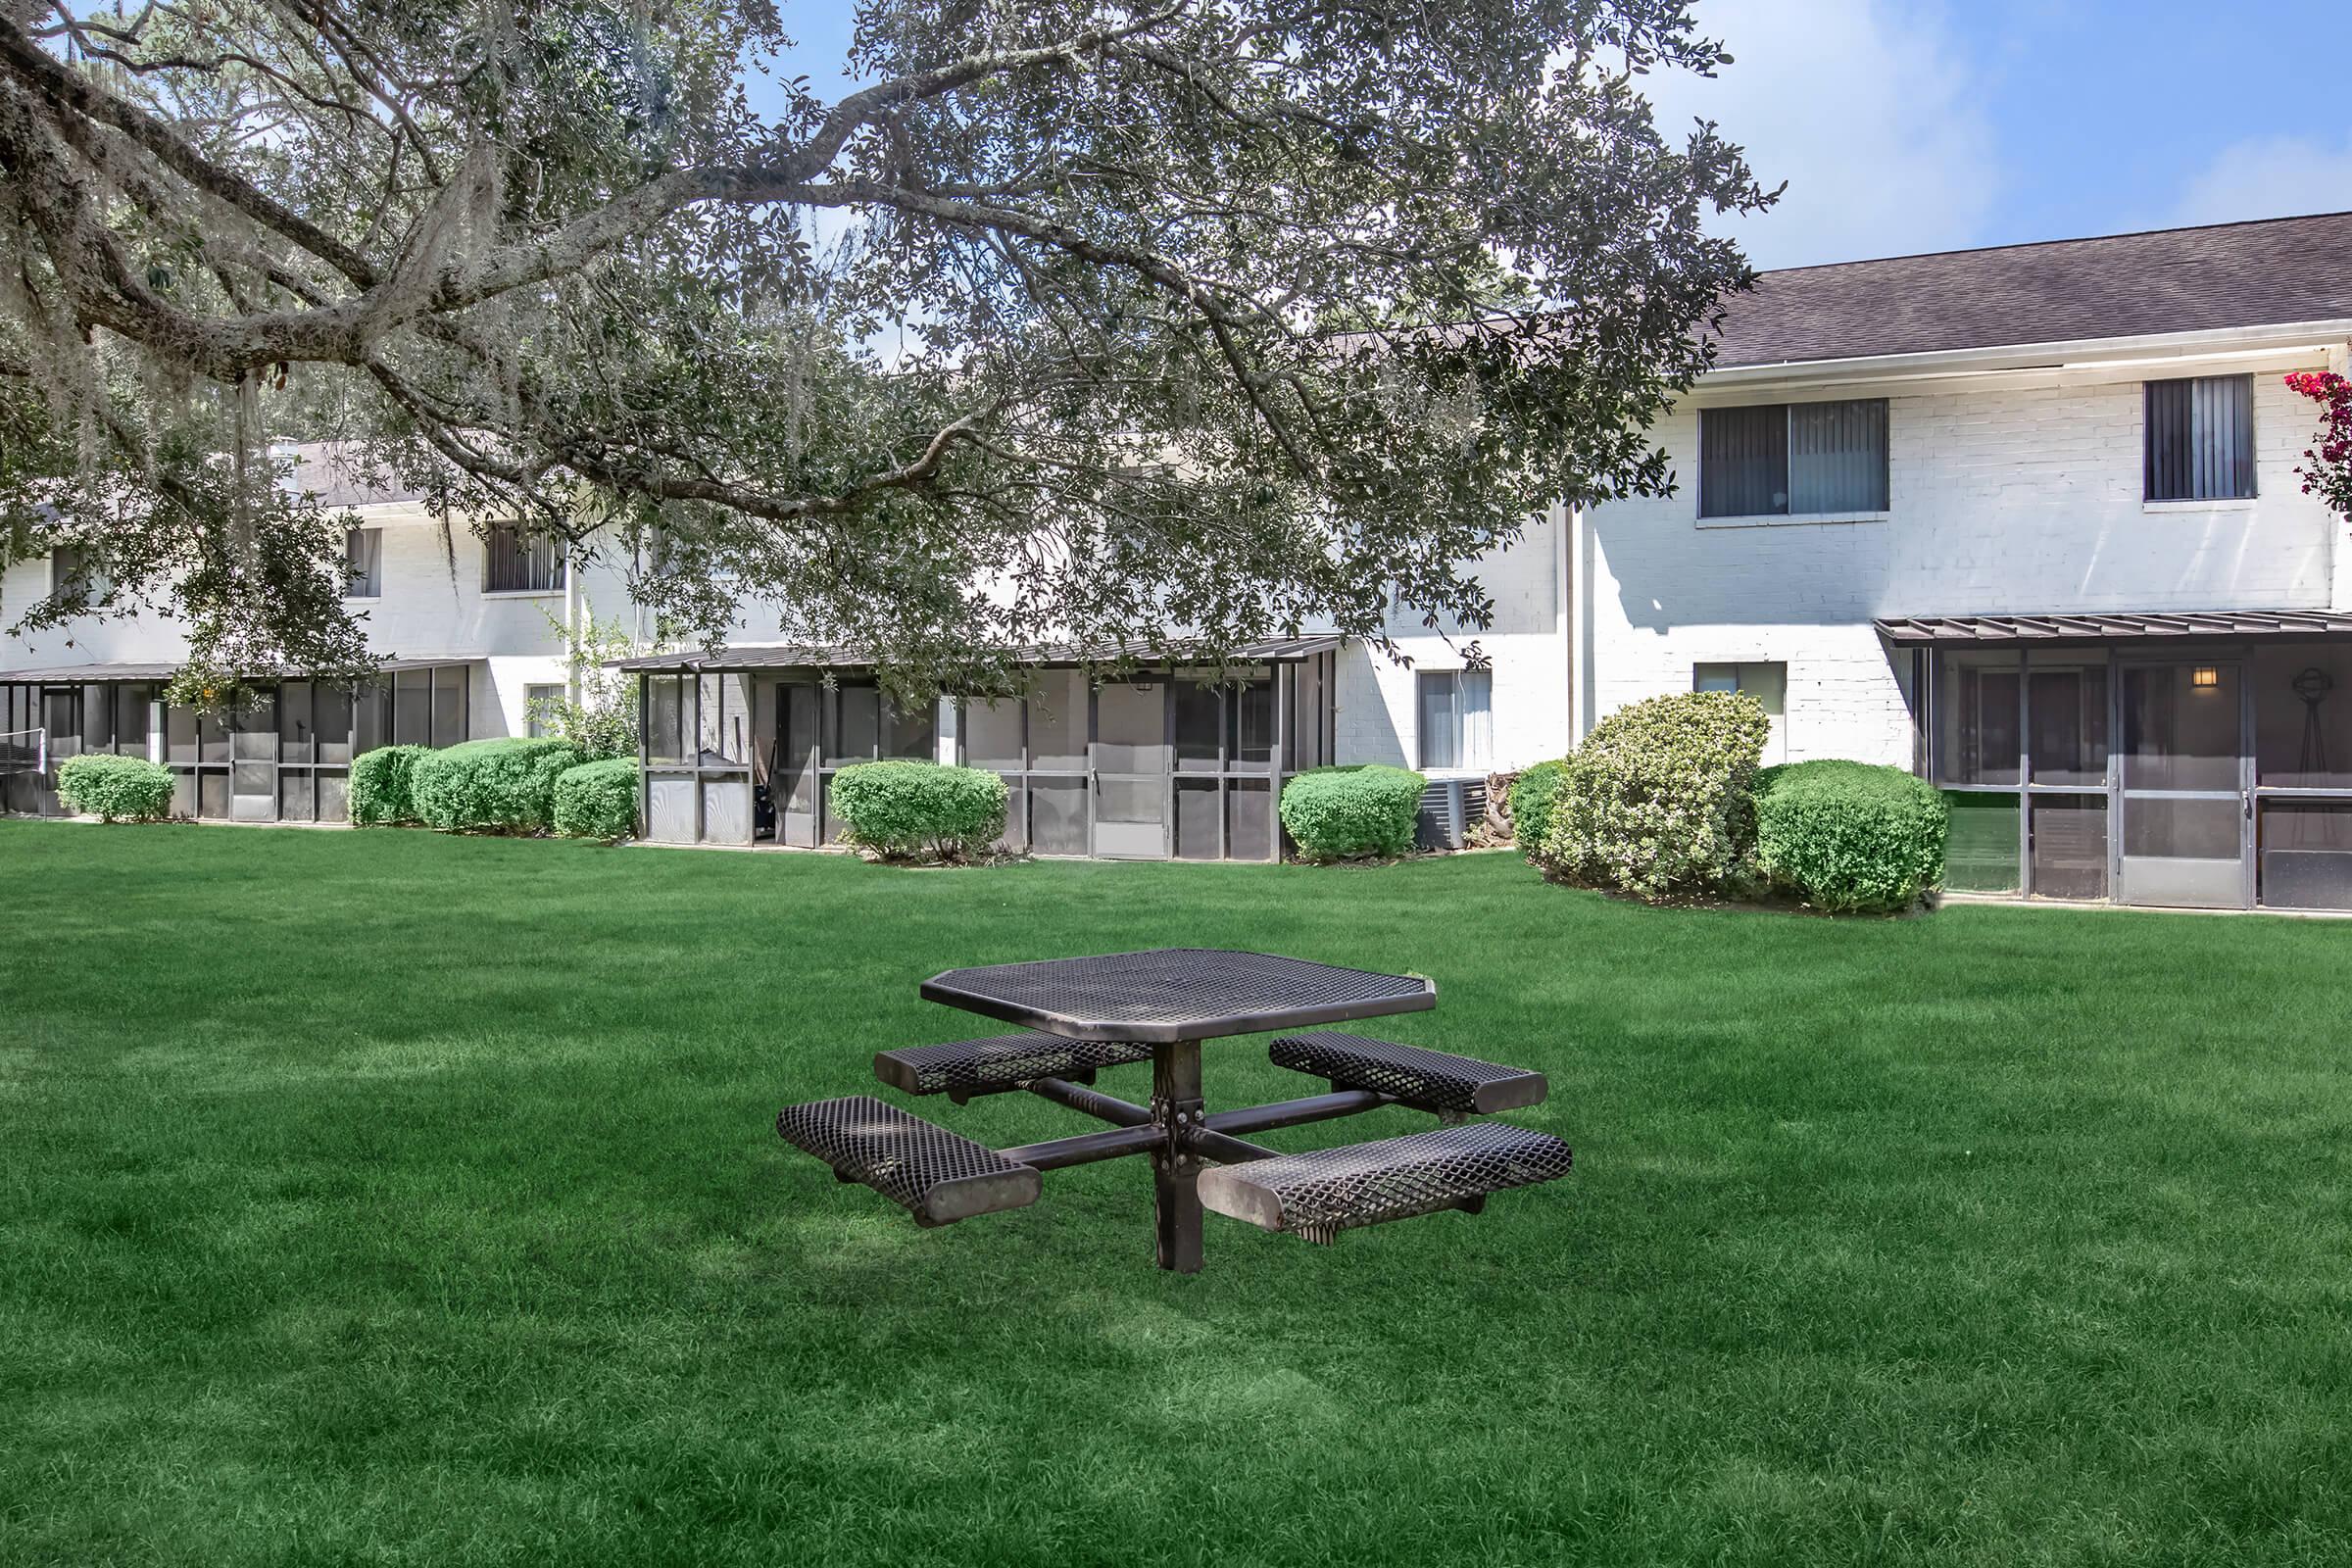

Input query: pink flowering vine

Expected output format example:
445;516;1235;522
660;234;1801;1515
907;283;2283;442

2285;366;2352;520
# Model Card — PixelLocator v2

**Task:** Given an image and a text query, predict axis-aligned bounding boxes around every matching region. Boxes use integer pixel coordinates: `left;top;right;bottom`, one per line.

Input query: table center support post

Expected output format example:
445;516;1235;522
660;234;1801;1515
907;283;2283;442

1151;1038;1205;1273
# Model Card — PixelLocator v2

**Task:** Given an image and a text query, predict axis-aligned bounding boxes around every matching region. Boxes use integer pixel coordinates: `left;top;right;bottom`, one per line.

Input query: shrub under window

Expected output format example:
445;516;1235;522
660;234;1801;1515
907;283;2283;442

1754;760;1948;913
1508;760;1568;860
1279;763;1425;860
1535;691;1770;898
56;754;174;821
552;757;640;840
828;760;1007;861
409;737;588;833
350;744;430;825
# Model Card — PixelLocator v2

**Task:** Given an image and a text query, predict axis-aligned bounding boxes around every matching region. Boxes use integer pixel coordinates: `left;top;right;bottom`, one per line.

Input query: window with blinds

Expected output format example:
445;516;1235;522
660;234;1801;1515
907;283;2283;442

1698;399;1888;518
344;527;382;598
484;524;567;593
2144;374;2255;501
1417;669;1493;771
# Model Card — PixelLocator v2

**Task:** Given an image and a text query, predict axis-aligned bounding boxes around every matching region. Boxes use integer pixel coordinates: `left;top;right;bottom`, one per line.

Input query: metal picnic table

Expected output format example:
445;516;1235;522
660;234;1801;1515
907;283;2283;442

775;948;1573;1272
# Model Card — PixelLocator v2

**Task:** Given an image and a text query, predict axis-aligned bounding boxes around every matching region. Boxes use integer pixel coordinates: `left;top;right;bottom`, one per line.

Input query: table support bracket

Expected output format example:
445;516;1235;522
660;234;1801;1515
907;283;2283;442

1152;1039;1205;1273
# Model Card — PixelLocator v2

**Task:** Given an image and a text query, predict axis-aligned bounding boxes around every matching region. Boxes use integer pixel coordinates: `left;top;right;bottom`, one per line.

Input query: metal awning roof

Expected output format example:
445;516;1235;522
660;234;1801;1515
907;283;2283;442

1875;610;2352;645
0;656;470;683
0;662;184;683
610;635;1348;674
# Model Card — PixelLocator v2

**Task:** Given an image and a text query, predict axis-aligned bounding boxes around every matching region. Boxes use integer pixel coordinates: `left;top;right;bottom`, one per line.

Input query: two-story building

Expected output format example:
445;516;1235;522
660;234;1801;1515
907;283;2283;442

10;212;2352;908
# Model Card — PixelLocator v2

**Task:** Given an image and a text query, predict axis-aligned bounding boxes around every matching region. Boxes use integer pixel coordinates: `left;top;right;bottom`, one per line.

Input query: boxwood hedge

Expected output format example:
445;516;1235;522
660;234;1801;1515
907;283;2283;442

56;754;175;822
1754;759;1948;913
409;737;588;834
1536;691;1770;899
1278;763;1425;860
350;745;429;825
552;758;640;841
828;760;1008;861
1507;759;1568;859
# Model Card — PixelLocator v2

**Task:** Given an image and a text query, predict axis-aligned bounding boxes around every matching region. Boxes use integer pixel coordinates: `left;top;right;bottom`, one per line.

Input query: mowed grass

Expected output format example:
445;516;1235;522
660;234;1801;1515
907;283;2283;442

3;821;2349;1568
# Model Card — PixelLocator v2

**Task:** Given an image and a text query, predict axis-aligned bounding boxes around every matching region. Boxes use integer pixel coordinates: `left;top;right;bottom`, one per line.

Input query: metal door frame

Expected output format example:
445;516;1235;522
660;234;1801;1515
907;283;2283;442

2111;654;2255;908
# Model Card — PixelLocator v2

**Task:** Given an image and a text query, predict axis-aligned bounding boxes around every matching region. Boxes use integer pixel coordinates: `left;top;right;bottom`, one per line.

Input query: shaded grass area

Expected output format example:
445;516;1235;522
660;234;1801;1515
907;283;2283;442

3;819;2349;1566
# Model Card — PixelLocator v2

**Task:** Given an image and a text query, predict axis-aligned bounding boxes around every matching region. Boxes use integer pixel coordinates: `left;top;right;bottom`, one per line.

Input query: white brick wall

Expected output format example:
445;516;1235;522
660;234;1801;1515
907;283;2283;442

1334;508;1572;773
10;341;2348;779
1575;351;2345;768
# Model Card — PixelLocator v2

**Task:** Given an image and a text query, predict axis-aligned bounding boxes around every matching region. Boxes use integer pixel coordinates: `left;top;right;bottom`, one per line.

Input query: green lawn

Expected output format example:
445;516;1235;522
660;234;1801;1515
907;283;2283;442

4;821;2349;1567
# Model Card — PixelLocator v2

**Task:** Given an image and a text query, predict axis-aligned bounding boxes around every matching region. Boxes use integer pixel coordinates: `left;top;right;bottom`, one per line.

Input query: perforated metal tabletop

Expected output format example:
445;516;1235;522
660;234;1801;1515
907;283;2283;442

919;948;1436;1042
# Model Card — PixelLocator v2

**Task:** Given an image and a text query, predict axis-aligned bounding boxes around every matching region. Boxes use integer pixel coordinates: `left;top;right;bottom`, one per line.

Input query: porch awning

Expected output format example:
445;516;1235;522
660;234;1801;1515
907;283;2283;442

0;656;468;683
610;635;1348;674
0;662;184;683
1875;610;2352;645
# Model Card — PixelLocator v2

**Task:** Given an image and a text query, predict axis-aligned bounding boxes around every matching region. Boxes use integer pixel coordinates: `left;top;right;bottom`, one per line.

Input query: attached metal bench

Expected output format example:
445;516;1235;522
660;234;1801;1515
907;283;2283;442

1269;1031;1547;1115
1196;1121;1573;1245
873;1033;1155;1102
774;1096;1042;1227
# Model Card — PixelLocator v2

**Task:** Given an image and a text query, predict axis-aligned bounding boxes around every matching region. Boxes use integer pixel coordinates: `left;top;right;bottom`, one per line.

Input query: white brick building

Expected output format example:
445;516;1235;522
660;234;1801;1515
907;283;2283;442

13;212;2352;905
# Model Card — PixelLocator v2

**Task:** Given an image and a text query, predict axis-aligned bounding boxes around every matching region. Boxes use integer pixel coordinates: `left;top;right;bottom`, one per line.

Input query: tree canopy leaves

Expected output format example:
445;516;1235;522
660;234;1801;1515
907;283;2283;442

0;0;1771;692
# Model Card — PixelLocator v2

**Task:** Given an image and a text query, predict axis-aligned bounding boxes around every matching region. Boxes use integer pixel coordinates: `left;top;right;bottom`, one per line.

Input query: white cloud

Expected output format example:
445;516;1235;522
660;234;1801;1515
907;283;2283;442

1642;0;1998;270
2174;136;2352;227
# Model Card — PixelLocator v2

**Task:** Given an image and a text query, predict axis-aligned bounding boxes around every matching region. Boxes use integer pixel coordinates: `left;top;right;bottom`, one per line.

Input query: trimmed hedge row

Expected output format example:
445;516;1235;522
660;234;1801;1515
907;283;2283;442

56;754;174;821
828;760;1007;861
552;757;641;841
1754;760;1947;913
410;738;589;834
351;744;428;825
1507;759;1567;858
1279;763;1425;860
1535;691;1771;899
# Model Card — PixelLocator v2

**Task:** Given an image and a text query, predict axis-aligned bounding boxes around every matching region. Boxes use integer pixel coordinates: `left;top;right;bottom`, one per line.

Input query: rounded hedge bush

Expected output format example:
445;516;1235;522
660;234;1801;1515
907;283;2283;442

1536;691;1770;899
1279;763;1426;860
350;744;429;825
552;757;640;841
1754;760;1949;913
1507;759;1568;858
56;754;175;822
409;737;588;834
828;760;1008;861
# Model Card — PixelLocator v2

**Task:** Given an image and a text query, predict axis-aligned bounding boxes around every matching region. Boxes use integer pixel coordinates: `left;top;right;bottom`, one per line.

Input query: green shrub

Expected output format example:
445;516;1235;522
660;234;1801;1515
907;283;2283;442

1755;760;1949;913
409;737;588;834
55;754;174;822
350;745;429;825
1536;691;1770;899
552;758;640;841
1508;759;1569;858
1279;763;1426;860
828;760;1007;861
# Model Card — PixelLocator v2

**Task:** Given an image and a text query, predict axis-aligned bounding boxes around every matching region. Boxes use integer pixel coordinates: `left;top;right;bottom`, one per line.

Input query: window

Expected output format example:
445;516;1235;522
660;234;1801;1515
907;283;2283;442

49;545;111;607
1698;400;1888;518
524;683;563;738
1417;669;1492;771
345;527;382;598
1693;661;1787;715
484;524;566;593
2145;374;2254;501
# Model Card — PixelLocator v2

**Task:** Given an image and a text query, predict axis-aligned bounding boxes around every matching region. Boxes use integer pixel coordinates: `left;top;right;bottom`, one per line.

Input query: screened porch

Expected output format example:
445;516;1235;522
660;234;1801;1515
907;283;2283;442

0;660;473;821
620;639;1343;858
1886;612;2352;910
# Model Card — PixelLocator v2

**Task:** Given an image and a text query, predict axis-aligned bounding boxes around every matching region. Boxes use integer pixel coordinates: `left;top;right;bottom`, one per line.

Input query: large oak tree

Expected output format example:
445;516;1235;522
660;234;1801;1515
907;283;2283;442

0;0;1770;696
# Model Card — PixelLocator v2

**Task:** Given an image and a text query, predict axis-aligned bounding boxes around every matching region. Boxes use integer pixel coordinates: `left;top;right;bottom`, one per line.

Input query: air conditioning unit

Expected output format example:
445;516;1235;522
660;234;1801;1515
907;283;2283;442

1415;776;1489;850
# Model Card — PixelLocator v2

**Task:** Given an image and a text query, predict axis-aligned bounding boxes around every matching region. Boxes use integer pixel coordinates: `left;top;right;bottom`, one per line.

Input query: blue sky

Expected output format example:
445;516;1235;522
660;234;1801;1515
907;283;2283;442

758;1;2352;270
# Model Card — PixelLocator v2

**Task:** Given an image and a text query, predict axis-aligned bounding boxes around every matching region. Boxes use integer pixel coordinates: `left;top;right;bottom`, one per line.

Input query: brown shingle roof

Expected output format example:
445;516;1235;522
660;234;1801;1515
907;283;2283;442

1712;211;2352;368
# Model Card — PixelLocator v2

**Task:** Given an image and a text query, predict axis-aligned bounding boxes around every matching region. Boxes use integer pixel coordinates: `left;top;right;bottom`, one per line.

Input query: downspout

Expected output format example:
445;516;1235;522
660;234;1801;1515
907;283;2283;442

1552;500;1572;757
564;541;583;707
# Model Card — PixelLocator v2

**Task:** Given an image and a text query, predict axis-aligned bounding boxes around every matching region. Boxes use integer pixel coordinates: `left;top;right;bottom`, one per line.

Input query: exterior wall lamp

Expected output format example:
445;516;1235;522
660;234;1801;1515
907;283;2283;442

2191;665;2221;690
